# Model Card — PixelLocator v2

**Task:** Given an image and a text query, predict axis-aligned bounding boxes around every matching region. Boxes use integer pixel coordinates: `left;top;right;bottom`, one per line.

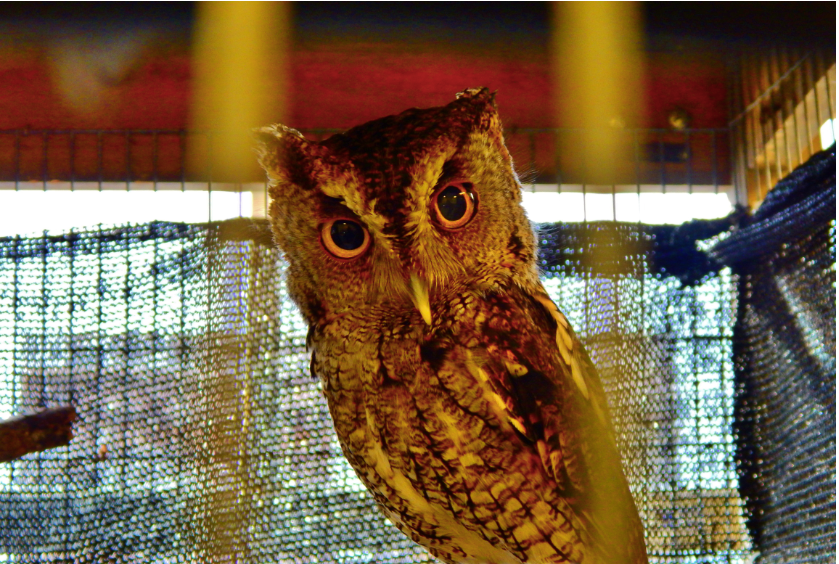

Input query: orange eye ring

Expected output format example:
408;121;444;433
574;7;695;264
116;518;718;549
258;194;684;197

431;182;476;229
320;218;370;259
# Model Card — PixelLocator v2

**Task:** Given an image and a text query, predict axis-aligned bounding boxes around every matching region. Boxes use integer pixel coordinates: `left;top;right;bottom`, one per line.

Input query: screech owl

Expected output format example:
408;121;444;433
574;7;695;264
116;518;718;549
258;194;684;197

255;88;648;564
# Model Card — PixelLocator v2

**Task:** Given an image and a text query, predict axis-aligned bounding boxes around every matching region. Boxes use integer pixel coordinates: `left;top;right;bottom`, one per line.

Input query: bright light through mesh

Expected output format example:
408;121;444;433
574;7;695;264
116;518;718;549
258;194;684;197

522;191;733;224
0;187;253;236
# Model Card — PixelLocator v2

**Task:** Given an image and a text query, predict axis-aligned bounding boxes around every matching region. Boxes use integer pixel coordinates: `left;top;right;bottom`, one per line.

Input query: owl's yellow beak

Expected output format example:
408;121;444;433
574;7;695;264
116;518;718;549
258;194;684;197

409;274;432;326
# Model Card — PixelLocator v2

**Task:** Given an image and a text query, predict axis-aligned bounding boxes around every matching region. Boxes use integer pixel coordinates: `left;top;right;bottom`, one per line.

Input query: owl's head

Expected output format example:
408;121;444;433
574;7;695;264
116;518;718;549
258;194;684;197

255;88;537;329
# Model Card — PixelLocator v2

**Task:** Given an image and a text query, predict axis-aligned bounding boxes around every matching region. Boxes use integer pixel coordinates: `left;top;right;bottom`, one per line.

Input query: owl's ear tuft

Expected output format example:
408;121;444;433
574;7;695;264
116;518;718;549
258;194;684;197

455;87;498;115
453;87;503;140
254;125;318;191
455;87;495;105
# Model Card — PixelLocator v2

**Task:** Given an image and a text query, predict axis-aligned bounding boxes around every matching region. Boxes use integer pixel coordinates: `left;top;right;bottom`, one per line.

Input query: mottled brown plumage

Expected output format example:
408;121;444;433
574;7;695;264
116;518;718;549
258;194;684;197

256;88;647;564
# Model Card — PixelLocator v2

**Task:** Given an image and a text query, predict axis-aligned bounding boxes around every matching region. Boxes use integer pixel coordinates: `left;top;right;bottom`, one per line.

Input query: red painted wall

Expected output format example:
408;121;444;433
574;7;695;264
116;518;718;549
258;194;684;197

0;36;729;183
0;39;727;131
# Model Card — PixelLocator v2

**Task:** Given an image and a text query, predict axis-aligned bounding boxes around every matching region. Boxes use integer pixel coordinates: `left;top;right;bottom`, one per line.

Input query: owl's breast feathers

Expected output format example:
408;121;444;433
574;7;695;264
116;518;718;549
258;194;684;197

310;283;647;564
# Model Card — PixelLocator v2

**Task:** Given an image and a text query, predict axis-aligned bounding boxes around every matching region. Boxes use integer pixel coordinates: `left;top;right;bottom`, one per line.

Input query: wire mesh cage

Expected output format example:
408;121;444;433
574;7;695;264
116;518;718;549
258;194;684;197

730;47;836;207
0;126;738;242
0;14;834;564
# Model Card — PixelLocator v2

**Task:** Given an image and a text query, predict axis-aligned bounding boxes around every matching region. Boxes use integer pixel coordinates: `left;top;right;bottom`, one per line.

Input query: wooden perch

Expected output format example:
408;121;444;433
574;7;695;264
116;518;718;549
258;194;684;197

0;406;76;463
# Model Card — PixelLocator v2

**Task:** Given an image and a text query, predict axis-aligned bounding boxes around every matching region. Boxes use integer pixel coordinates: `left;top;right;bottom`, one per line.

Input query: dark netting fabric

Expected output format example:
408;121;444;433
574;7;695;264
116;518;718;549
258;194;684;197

711;145;836;564
2;139;833;563
538;221;751;563
0;216;757;564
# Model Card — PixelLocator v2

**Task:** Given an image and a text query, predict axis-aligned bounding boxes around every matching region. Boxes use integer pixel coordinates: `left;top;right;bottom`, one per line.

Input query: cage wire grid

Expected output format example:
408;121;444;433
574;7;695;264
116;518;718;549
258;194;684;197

729;48;836;207
0;125;733;213
0;48;834;562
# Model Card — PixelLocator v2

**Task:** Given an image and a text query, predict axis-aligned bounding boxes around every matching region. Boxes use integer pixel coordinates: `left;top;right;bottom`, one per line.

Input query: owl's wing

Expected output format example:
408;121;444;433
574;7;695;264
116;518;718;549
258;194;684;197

471;284;647;563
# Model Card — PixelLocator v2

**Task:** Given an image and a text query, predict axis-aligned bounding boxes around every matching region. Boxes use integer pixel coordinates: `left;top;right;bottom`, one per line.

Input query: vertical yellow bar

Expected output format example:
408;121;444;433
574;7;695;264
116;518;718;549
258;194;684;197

189;3;290;560
551;4;647;549
552;1;645;185
190;1;290;183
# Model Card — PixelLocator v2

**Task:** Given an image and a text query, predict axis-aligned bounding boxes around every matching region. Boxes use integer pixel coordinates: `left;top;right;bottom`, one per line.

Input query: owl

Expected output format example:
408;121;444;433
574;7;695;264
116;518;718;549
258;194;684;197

255;88;648;564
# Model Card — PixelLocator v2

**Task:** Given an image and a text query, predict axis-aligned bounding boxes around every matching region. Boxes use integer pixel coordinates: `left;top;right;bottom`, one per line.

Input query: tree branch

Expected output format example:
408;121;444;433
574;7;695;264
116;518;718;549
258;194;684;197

0;406;77;463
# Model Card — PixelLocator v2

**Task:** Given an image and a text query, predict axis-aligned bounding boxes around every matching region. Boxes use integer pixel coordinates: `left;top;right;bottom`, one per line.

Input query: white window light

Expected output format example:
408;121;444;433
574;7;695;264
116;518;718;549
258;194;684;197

0;181;735;237
820;118;838;150
0;184;255;237
521;185;733;224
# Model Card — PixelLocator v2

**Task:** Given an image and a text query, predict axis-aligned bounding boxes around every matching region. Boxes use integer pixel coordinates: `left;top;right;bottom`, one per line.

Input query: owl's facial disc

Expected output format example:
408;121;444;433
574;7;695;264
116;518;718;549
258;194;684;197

257;88;539;328
312;178;470;326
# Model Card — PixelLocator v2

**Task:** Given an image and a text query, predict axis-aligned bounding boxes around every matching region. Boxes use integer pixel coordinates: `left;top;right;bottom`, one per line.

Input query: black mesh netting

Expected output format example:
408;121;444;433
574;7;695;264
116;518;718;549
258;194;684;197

0;149;833;564
711;145;836;564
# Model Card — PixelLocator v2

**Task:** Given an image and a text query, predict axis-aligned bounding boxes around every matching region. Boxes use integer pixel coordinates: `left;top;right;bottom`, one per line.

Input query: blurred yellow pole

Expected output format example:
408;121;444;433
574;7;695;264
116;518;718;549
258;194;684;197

189;3;289;559
552;3;648;550
190;1;290;183
552;1;644;186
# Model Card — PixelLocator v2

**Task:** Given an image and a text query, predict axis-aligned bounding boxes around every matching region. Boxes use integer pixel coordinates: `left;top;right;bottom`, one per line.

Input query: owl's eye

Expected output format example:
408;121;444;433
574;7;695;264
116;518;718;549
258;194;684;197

432;182;476;229
321;219;370;259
